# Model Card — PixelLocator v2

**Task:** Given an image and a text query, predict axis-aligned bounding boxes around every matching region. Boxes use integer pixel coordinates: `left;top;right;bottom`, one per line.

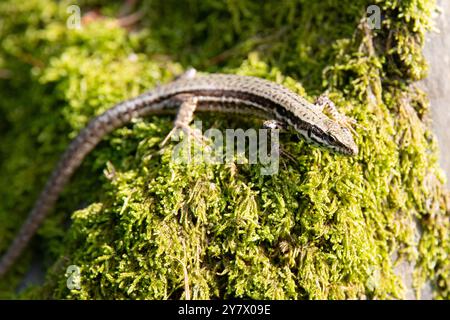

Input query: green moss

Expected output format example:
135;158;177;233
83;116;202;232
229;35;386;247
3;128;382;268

0;0;448;299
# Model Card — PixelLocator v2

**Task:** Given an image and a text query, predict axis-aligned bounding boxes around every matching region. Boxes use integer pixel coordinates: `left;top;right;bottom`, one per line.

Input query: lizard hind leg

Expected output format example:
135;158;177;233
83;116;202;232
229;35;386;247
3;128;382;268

160;95;205;147
173;67;197;81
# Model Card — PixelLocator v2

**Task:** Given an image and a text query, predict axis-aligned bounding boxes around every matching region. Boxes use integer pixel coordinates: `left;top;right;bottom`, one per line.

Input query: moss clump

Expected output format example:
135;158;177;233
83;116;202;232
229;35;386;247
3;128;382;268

0;0;448;299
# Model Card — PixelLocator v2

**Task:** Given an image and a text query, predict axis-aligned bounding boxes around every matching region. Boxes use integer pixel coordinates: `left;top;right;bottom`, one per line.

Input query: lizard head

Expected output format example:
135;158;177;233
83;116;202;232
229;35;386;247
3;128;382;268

322;121;359;156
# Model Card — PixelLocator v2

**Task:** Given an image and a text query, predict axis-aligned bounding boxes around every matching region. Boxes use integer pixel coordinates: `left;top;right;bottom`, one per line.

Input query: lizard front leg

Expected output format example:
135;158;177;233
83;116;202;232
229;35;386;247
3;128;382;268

262;119;288;131
314;94;357;135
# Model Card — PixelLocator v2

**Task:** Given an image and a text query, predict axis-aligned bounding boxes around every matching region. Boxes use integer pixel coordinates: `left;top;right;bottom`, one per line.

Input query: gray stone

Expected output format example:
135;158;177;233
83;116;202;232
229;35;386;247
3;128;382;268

421;0;450;187
395;0;450;300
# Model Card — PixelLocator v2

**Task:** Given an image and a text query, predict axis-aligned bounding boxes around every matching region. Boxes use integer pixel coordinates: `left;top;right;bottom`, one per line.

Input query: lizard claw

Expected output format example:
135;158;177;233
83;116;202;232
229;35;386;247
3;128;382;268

336;115;359;136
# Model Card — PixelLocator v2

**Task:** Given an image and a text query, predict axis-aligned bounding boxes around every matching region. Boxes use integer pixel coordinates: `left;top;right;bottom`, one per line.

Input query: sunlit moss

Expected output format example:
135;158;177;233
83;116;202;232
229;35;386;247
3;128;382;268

0;0;448;299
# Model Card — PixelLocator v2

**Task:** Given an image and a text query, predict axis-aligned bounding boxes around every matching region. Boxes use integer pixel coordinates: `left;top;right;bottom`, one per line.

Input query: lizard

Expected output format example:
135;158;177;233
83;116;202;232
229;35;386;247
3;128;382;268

0;69;358;278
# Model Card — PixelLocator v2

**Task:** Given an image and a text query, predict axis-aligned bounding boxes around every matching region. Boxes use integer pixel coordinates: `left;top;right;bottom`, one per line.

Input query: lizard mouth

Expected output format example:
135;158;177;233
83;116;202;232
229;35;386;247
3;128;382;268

338;138;358;155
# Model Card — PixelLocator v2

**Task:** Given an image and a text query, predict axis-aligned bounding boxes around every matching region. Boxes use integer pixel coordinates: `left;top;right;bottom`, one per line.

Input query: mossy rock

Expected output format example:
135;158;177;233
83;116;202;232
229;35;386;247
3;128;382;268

0;0;448;299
